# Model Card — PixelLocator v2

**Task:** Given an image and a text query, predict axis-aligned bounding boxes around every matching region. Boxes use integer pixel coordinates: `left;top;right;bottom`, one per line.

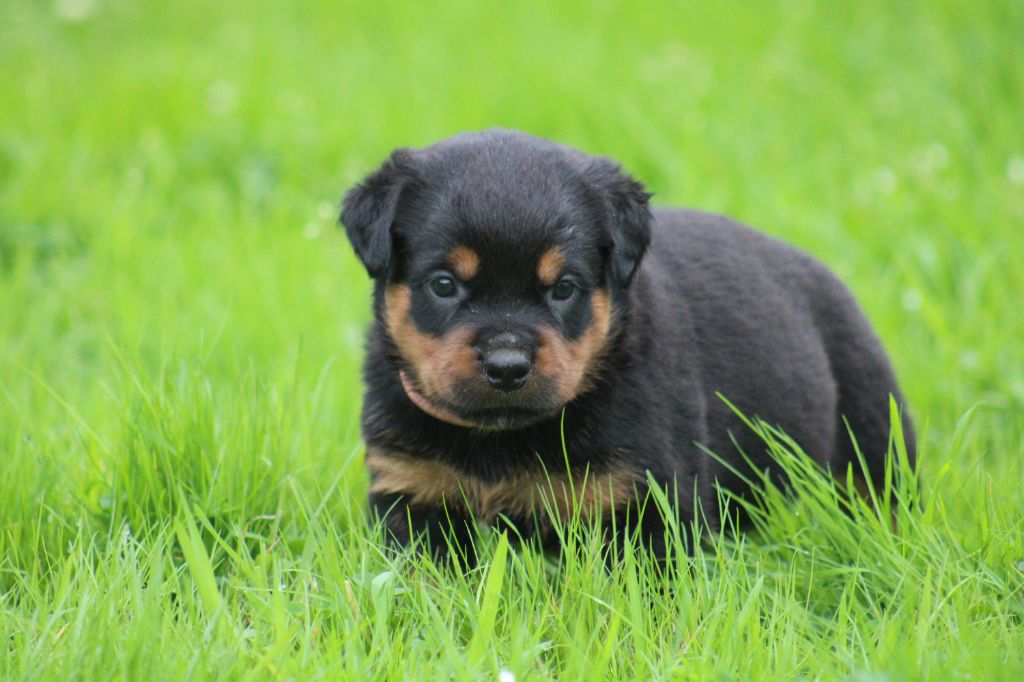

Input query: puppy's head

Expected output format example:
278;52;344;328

341;130;651;430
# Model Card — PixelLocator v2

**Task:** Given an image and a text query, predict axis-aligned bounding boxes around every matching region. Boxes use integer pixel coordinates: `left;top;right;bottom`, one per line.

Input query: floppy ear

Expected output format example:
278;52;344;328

339;150;415;279
584;158;652;288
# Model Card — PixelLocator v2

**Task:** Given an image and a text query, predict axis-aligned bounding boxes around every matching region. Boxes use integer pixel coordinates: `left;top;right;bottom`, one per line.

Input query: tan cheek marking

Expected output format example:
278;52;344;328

537;247;567;286
536;290;613;400
446;246;480;281
384;285;478;400
367;448;639;526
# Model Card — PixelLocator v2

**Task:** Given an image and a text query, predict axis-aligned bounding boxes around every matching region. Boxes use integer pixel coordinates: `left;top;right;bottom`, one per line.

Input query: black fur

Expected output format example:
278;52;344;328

340;150;417;278
340;129;916;560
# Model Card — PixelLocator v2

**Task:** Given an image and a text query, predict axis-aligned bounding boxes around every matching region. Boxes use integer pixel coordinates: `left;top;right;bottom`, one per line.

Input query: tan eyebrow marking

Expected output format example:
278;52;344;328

446;245;480;280
537;247;567;286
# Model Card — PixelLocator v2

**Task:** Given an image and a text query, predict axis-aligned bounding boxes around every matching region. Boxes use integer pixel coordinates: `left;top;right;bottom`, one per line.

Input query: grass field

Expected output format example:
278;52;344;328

2;0;1024;679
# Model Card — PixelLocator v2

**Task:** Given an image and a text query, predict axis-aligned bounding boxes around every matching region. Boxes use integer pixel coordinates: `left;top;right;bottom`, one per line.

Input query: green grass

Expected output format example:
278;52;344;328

2;0;1023;678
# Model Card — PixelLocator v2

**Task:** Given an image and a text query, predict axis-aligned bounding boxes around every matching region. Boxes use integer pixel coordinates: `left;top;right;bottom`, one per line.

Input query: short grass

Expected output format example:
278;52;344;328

2;0;1023;679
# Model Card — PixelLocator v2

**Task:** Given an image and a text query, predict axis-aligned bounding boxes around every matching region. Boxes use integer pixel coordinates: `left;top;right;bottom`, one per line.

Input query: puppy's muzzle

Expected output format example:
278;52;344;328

476;331;534;392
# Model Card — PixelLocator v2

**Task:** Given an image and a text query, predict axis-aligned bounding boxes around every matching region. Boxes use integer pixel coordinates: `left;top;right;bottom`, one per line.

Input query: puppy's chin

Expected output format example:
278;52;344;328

399;370;560;431
454;406;554;431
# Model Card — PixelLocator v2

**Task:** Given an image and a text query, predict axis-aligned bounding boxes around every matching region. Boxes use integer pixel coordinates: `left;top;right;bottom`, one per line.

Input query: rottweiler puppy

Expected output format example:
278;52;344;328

340;129;915;561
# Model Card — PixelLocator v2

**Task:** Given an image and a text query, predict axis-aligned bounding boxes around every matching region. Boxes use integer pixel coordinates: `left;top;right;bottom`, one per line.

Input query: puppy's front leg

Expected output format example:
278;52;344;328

369;491;477;566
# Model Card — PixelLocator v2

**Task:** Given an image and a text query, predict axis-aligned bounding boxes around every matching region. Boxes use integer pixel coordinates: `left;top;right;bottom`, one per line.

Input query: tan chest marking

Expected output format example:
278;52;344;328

366;448;639;525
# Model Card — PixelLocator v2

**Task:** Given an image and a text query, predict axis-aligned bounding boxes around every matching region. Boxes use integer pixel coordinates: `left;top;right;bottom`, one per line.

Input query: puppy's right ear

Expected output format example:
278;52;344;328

582;157;652;289
340;150;415;279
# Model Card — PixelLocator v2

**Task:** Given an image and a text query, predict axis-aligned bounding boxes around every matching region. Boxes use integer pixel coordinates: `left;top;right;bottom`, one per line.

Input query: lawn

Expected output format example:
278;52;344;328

2;0;1023;679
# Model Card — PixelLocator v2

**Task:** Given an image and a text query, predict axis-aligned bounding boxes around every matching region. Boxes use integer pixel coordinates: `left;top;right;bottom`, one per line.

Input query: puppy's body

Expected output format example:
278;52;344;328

341;130;914;559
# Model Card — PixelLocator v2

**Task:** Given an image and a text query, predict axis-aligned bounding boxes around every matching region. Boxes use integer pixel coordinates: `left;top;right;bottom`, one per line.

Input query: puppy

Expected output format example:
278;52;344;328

340;129;915;561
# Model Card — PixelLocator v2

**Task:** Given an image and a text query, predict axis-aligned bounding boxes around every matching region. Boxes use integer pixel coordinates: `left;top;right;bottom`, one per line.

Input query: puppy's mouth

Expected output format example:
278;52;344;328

399;371;552;431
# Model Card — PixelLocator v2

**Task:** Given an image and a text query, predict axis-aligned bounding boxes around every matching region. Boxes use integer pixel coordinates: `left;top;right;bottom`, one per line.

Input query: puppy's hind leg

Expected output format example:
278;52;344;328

816;281;917;505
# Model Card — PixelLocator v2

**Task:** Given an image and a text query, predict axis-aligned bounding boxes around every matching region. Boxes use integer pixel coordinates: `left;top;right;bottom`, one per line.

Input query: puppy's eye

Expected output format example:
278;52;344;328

551;279;576;301
429;275;458;298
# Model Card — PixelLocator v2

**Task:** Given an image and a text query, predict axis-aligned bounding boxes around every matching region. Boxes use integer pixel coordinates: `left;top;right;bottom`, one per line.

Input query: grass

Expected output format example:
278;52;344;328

1;0;1023;678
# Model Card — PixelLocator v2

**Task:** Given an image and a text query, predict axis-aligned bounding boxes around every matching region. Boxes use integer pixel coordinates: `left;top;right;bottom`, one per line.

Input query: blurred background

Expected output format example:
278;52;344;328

1;0;1022;565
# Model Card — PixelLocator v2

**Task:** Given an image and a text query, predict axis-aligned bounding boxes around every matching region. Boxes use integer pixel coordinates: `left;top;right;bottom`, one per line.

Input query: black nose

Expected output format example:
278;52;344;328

482;349;532;391
479;333;534;392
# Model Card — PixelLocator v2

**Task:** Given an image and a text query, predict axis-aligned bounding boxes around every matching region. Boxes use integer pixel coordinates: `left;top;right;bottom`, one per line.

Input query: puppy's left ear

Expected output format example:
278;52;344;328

340;150;416;279
585;158;652;288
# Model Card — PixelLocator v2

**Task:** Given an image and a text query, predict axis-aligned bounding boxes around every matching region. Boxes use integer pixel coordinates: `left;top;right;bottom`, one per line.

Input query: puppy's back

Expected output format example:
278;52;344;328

644;207;914;495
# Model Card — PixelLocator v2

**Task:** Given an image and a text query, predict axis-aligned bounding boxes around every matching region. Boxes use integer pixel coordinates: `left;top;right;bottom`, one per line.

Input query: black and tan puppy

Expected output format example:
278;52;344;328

340;129;915;561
